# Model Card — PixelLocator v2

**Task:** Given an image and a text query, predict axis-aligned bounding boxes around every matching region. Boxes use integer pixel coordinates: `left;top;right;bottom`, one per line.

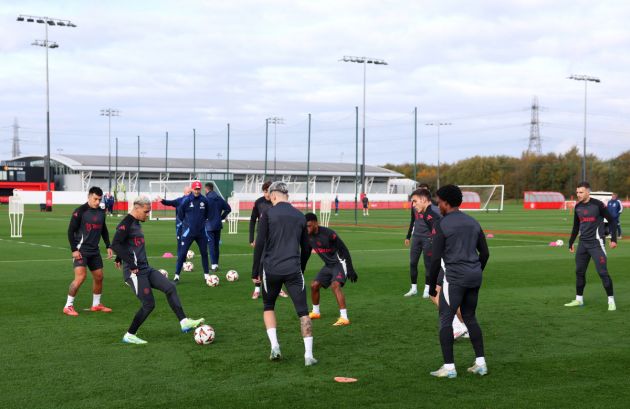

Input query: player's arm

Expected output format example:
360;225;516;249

161;197;180;207
600;204;618;244
331;233;357;282
477;228;490;271
405;208;414;242
428;224;445;297
300;226;311;273
568;209;580;249
111;217;138;270
221;199;232;220
619;201;623;214
252;213;268;280
249;204;260;244
67;206;86;260
101;220;113;259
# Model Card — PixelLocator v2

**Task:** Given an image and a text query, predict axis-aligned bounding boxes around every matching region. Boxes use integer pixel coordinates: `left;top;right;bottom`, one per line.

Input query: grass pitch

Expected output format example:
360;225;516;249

0;204;628;409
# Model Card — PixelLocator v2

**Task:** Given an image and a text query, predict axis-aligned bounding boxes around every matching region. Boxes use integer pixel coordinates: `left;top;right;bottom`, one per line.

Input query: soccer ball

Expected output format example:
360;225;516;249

183;261;194;272
158;269;169;278
556;239;564;246
226;270;239;282
186;250;195;260
194;324;215;345
206;274;220;287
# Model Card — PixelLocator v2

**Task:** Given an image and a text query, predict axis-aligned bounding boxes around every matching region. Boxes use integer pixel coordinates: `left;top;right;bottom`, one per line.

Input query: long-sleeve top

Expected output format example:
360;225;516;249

205;191;232;231
428;210;489;295
111;214;148;274
304;226;356;272
252;202;310;278
67;203;110;254
161;194;189;233
176;194;210;237
569;198;617;248
607;199;623;219
406;204;441;240
249;196;272;243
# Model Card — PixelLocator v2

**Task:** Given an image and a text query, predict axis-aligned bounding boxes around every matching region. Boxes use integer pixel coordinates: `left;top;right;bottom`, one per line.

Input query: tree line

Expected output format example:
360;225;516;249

383;147;630;200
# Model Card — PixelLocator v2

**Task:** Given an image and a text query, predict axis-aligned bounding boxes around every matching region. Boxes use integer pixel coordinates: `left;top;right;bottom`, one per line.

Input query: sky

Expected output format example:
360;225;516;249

1;0;630;167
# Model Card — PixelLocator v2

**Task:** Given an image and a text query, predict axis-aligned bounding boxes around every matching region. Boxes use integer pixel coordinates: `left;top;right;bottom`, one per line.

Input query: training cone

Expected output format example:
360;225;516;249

486;233;494;238
162;252;174;258
548;242;557;247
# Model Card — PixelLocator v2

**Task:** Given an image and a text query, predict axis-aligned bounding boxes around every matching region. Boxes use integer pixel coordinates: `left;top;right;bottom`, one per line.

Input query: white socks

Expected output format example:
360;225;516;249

576;295;584;302
424;284;429;292
204;274;210;280
211;264;218;270
410;284;417;292
312;304;320;314
254;286;261;293
608;296;615;304
444;363;455;370
476;357;486;366
303;336;313;359
266;328;279;348
65;295;75;308
340;309;348;320
92;293;101;307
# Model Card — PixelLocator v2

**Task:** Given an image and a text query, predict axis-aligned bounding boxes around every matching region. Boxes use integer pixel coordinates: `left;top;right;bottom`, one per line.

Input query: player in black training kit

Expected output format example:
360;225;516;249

565;182;618;311
63;187;113;316
111;196;205;344
249;181;288;299
428;185;490;378
404;187;441;298
251;182;317;366
304;212;358;326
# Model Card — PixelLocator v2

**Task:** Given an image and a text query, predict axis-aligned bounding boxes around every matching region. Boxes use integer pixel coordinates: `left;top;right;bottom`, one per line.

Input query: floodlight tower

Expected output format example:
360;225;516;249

425;122;452;189
101;108;120;194
568;74;600;181
340;56;388;195
17;14;77;192
267;117;284;177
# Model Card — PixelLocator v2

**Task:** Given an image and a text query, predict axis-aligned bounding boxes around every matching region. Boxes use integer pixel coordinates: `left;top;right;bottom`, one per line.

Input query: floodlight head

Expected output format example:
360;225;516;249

49;42;59;48
27;18;34;22
47;20;55;25
17;16;25;22
56;21;66;26
67;22;77;27
36;19;44;23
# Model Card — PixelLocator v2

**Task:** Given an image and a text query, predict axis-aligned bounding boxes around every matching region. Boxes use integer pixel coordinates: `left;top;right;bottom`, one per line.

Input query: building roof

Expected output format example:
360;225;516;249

13;154;402;178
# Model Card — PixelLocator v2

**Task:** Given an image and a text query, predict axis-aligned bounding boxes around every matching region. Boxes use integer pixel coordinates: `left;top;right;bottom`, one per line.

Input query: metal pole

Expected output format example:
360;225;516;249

108;113;111;194
437;124;441;189
361;60;367;196
115;137;118;193
137;135;140;194
165;131;169;179
355;106;359;225
44;22;51;192
227;123;230;177
306;113;311;209
193;128;196;178
264;119;269;179
273;121;277;176
582;81;587;181
414;107;417;184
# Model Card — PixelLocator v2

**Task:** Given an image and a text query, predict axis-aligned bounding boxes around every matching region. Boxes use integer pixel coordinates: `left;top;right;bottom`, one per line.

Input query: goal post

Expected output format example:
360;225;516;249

148;180;225;221
227;196;240;234
458;185;504;212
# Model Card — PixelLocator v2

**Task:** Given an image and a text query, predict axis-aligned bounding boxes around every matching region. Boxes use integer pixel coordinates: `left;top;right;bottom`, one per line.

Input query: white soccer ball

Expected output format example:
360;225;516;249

186;250;195;260
556;239;564;246
158;269;169;278
206;274;220;287
194;324;215;345
183;261;194;272
226;270;239;282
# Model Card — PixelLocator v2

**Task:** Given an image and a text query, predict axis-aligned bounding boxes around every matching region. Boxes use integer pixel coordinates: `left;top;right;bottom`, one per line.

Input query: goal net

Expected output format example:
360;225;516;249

149;180;225;221
458;185;504;212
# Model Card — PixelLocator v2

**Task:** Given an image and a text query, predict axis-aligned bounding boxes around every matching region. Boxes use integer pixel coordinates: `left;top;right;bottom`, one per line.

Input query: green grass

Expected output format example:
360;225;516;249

1;204;629;409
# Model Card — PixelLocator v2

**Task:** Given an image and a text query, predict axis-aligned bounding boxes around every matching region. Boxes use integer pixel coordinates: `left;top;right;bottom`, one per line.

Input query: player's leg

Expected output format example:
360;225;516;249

174;236;194;282
405;239;421;296
309;280;323;319
123;273;154;344
251;257;262;299
587;246;615;310
330;281;350;326
194;234;210;279
430;279;463;378
88;254;112;312
209;230;221;270
421;240;433;298
284;272;317;366
64;260;87;316
262;271;283;360
147;268;204;330
565;245;590;306
459;286;487;375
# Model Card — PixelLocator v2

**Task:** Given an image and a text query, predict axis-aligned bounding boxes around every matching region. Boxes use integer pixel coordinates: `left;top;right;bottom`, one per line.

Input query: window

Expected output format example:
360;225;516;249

17;171;26;181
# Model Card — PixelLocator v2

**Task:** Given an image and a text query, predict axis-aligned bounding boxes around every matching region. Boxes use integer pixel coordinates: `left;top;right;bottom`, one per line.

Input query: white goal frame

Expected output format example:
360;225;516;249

9;193;24;238
459;184;504;212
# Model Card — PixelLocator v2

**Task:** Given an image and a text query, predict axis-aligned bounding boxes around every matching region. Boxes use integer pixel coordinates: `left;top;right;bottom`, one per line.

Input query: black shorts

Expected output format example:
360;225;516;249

73;253;103;271
314;264;347;288
262;271;308;317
